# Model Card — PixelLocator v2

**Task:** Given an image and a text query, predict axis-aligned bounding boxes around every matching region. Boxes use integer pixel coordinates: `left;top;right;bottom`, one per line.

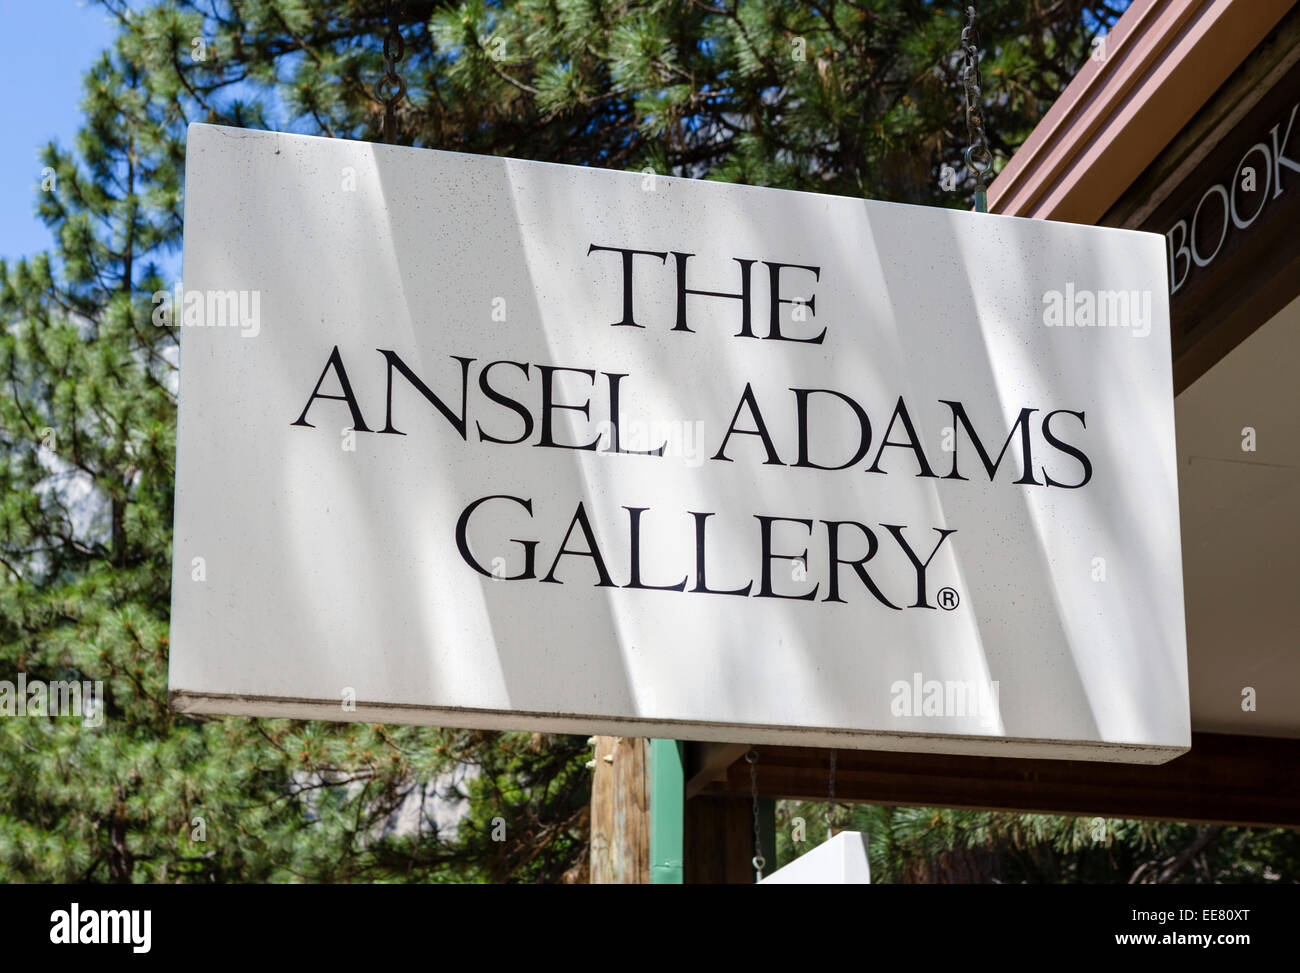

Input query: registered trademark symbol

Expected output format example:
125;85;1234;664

937;587;960;610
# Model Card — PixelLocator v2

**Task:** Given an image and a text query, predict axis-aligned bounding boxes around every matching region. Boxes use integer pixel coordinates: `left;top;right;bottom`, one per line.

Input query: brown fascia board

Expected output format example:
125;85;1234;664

989;0;1297;224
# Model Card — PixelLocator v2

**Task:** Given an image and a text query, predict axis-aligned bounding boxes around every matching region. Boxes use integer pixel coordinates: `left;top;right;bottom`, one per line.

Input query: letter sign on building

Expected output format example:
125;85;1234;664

169;124;1188;761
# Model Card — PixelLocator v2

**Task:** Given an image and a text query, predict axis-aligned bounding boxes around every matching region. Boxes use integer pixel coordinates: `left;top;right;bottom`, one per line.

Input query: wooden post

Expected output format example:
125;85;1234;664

589;736;650;883
684;793;775;884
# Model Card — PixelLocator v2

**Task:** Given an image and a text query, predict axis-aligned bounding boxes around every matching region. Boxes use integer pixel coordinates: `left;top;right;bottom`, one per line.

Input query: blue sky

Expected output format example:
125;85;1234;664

0;1;1132;266
0;1;118;263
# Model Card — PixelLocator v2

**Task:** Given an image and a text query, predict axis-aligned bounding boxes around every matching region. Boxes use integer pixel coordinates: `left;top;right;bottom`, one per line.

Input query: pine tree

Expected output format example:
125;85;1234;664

774;801;1300;883
0;4;587;884
2;0;1171;883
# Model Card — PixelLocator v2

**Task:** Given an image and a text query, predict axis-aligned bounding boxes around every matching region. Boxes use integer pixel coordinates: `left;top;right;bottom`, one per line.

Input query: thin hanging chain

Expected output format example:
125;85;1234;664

827;749;837;842
377;0;408;143
961;4;993;211
746;747;765;881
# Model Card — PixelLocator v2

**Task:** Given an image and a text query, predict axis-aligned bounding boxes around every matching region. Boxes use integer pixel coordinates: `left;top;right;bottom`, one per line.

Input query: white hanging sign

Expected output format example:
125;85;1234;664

169;124;1188;761
760;832;872;885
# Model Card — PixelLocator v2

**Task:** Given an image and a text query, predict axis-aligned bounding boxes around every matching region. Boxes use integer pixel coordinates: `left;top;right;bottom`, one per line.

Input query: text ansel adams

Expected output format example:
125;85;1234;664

168;124;1189;762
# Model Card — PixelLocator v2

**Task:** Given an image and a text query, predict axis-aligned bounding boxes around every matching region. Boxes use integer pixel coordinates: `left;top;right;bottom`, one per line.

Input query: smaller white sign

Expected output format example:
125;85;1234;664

761;832;872;885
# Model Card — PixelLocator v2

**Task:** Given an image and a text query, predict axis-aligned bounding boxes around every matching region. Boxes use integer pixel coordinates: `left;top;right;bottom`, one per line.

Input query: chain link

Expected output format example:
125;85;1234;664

377;0;408;143
827;749;837;842
746;747;765;880
961;5;993;193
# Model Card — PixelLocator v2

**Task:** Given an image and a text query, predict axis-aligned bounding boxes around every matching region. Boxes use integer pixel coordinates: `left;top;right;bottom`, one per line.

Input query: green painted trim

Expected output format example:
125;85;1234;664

649;739;685;884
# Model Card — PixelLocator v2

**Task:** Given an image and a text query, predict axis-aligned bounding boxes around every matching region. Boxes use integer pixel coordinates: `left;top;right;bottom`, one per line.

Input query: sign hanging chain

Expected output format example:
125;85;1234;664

827;748;837;842
377;0;408;144
746;747;765;881
961;4;994;212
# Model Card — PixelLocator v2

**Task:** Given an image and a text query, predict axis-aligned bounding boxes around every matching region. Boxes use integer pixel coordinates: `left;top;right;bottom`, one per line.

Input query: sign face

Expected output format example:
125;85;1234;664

170;123;1188;762
760;832;871;885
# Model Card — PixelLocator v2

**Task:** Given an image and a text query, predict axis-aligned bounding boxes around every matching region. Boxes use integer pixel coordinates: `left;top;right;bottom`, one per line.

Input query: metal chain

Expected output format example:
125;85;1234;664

961;4;993;210
746;747;765;881
827;749;837;842
377;0;408;143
